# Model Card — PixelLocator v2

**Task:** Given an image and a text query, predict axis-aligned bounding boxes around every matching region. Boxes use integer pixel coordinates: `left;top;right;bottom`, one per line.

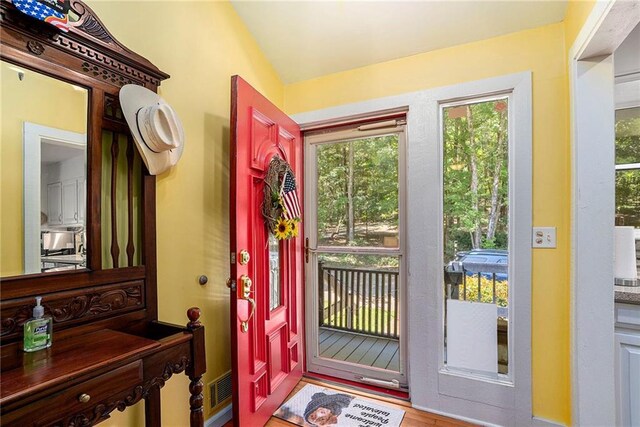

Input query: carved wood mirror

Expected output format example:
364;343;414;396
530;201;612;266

0;6;206;425
0;0;167;341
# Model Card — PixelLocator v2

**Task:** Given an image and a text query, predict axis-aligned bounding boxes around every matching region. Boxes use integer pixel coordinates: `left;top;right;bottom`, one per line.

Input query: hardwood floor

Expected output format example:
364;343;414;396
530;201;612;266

224;377;478;426
319;328;400;370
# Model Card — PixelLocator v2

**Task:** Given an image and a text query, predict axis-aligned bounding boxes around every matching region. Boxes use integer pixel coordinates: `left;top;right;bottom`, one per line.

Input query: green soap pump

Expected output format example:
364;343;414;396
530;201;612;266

23;296;52;352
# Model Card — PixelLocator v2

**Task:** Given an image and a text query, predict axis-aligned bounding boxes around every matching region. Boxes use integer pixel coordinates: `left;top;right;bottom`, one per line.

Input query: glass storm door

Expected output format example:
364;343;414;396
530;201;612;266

304;119;407;390
230;76;304;426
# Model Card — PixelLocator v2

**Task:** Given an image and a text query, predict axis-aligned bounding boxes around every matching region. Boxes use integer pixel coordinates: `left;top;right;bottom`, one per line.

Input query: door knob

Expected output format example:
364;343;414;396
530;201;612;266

238;275;254;333
240;275;252;298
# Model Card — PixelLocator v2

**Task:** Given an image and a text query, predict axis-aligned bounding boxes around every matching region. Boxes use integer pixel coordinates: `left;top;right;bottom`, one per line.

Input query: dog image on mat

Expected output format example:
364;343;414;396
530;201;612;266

304;391;354;426
273;384;405;427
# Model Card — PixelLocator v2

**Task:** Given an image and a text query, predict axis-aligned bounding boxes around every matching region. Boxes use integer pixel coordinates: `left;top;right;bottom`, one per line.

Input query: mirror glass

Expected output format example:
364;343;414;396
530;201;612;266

1;60;89;277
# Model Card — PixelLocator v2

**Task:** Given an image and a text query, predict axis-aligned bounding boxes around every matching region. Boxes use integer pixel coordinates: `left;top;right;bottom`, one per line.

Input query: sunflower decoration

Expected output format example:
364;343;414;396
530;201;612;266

274;217;293;240
262;156;301;240
290;220;299;238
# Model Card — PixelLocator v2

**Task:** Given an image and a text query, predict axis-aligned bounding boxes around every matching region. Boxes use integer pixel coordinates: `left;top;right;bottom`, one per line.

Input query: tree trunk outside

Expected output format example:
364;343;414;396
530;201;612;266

466;106;481;249
347;142;354;243
486;111;507;242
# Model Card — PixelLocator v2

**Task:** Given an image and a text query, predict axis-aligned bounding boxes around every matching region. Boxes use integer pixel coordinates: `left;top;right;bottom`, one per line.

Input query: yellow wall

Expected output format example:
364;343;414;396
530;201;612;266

564;0;597;53
3;1;601;425
0;63;87;276
284;22;574;425
86;1;284;425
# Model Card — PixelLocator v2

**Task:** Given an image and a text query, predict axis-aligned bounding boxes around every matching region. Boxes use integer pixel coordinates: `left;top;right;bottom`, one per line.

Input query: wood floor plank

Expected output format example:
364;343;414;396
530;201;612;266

332;335;366;361
358;338;389;366
321;333;355;358
344;336;378;364
372;340;399;369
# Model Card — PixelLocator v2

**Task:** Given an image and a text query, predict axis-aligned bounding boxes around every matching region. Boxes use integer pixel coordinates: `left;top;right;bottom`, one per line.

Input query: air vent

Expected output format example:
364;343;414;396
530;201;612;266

209;371;232;409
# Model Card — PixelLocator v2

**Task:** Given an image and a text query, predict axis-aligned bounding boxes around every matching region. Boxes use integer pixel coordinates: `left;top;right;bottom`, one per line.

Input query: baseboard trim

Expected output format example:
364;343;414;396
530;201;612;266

204;404;232;427
532;416;565;427
411;404;502;427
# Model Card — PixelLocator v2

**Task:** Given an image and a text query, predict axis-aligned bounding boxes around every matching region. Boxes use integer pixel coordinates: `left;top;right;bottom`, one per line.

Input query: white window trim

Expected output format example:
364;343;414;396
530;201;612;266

293;70;534;426
616;163;640;171
438;92;515;387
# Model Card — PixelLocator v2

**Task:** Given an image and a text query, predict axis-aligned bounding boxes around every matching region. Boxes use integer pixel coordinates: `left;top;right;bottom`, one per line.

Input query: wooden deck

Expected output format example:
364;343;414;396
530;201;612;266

319;327;400;371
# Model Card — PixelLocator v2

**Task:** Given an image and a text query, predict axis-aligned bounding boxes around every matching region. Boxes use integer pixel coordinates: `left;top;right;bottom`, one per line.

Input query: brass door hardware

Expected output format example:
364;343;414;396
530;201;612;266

305;238;309;263
238;275;254;333
78;393;91;403
239;250;250;265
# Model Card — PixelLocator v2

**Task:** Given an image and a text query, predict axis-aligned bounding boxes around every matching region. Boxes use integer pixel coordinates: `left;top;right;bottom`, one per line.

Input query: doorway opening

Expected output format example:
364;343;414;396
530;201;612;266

304;118;407;391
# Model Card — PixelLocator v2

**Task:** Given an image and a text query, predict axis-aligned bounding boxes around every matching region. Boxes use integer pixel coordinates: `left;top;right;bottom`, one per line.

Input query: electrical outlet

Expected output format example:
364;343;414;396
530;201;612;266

532;227;556;248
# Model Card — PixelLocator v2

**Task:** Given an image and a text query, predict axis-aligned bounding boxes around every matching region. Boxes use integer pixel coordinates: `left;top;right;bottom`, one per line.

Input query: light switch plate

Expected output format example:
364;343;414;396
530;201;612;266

532;227;556;248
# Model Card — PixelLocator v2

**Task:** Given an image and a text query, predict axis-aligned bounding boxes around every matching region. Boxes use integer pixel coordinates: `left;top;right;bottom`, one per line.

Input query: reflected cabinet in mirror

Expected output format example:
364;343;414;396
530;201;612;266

0;60;88;277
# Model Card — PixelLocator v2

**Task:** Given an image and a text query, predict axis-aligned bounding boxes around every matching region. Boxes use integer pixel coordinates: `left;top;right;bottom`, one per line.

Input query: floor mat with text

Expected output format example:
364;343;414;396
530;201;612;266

273;383;405;427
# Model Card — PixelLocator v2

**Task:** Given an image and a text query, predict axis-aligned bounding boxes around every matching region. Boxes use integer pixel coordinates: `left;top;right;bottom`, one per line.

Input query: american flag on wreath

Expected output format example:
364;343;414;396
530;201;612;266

12;0;70;32
280;171;301;220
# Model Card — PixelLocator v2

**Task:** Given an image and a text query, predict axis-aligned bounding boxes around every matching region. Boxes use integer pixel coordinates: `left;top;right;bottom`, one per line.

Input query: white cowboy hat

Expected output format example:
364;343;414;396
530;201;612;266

119;84;184;176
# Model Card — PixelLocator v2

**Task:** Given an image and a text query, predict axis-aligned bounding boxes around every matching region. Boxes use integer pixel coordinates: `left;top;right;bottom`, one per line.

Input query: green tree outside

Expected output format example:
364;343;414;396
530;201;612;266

443;99;510;262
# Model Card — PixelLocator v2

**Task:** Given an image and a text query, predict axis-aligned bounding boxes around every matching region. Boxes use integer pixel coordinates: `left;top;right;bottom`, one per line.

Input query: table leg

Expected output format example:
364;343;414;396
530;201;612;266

189;375;204;427
145;386;162;427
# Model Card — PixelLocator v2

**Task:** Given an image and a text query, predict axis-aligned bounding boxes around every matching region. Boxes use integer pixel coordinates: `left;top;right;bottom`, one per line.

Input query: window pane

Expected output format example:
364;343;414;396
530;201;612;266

616;169;640;229
616;107;640;165
442;98;510;377
269;235;281;311
316;135;399;248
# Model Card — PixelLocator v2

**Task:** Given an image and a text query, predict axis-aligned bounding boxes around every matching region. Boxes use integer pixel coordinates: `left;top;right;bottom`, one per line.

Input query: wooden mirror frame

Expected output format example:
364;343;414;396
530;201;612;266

0;0;167;340
1;3;206;426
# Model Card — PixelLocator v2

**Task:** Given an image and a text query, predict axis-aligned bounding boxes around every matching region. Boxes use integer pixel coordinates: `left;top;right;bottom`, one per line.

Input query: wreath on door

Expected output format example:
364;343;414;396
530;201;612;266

262;156;301;240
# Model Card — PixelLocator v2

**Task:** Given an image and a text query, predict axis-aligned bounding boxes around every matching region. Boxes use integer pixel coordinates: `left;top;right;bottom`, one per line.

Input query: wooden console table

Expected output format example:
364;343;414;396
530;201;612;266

0;310;205;427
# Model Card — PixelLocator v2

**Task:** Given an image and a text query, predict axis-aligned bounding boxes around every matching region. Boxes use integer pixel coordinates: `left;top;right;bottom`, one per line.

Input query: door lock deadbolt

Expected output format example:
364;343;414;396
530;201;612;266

239;250;250;265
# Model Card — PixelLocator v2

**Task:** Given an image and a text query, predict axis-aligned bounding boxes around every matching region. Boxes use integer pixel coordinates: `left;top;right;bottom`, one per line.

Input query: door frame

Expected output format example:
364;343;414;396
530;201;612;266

23;122;86;274
568;2;640;425
303;120;408;389
292;70;532;425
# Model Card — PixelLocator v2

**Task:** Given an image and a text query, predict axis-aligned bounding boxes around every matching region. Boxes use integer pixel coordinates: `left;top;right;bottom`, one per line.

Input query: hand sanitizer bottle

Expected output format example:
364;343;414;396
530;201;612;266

23;296;52;352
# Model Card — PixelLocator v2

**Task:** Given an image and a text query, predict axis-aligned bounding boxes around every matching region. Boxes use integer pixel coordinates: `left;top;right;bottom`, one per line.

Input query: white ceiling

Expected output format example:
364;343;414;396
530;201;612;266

231;1;568;84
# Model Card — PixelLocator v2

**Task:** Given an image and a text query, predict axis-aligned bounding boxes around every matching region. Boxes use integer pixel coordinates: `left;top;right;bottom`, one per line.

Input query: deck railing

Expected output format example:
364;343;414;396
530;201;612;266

318;262;399;339
444;262;509;318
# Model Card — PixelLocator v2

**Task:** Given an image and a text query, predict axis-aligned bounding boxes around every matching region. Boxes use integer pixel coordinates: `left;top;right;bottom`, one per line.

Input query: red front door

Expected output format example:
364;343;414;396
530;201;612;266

230;76;304;426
